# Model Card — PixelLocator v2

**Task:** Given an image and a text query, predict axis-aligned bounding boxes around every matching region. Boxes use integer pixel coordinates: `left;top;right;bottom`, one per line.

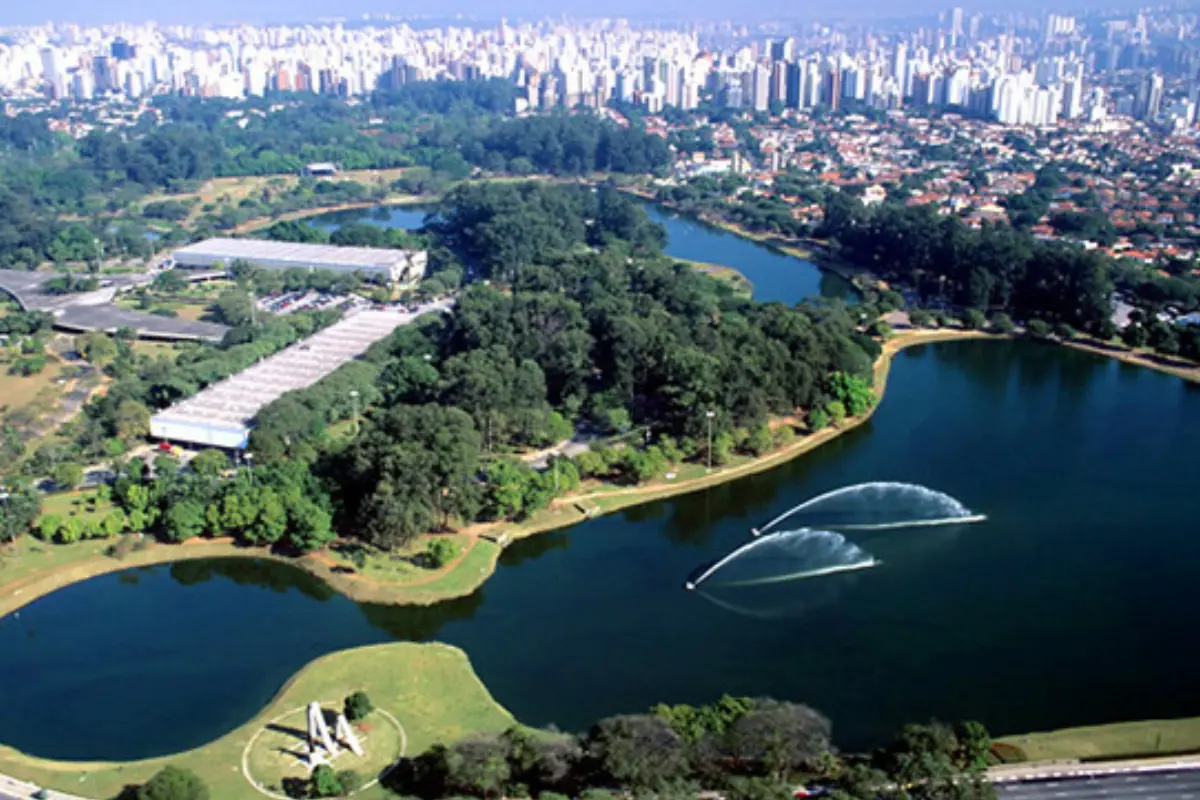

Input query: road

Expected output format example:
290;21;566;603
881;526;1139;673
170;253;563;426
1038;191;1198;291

998;767;1200;799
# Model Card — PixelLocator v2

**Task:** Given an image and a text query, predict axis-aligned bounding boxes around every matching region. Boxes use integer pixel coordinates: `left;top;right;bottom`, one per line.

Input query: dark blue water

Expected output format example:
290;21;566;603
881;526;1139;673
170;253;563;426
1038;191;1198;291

306;204;431;233
3;341;1199;762
303;203;853;305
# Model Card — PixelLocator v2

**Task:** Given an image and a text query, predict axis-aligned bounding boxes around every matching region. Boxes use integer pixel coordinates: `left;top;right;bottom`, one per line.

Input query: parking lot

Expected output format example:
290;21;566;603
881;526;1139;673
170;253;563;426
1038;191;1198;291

257;290;372;316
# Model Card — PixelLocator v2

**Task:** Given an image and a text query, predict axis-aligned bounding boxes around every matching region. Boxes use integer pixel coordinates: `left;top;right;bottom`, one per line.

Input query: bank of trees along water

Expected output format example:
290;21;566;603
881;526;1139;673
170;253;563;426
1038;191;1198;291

0;183;880;553
819;188;1200;361
386;697;997;800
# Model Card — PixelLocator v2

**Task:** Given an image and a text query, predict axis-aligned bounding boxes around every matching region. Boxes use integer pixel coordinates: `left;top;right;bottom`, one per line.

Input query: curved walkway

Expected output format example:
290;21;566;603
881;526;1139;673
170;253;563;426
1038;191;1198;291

0;773;91;800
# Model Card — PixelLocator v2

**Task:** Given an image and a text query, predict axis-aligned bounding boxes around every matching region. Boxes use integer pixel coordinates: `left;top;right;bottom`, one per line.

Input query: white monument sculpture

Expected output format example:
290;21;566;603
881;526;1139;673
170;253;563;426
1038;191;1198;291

302;702;365;768
306;702;339;766
335;713;364;756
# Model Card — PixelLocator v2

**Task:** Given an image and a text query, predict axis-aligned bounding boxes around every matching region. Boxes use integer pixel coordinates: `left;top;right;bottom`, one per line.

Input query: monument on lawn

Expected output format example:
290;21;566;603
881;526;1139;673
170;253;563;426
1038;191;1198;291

306;701;339;766
335;713;364;756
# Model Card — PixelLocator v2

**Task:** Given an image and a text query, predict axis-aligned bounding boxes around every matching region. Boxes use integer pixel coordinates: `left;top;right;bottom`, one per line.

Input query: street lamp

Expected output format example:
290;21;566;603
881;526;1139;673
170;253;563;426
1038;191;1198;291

705;410;716;472
244;452;254;488
350;390;360;437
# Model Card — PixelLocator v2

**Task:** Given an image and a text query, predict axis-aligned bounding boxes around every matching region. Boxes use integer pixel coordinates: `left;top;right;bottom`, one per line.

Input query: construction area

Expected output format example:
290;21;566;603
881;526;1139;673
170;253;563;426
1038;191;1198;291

149;301;451;449
170;238;427;285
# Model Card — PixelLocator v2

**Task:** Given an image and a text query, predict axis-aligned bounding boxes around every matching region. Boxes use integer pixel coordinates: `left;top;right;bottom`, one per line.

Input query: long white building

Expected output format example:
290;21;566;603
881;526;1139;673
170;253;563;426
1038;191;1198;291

149;302;451;449
171;238;427;285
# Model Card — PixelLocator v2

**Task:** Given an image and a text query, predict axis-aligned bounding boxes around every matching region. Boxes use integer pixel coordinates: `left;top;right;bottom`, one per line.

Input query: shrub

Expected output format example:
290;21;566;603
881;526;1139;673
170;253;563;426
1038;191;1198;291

806;407;831;433
344;690;373;722
868;320;893;339
961;308;986;330
1027;319;1052;339
908;308;934;328
312;765;343;797
137;765;209;800
826;400;847;426
1053;322;1076;340
989;312;1015;334
425;537;459;569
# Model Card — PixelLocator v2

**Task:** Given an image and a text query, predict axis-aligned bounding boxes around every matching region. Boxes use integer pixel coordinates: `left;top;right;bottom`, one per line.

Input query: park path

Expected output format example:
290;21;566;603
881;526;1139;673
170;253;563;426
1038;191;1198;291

0;772;93;800
990;752;1200;783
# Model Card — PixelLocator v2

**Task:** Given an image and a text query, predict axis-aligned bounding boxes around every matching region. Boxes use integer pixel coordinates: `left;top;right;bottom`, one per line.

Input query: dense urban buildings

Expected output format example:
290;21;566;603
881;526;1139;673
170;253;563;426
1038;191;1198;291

3;8;1200;129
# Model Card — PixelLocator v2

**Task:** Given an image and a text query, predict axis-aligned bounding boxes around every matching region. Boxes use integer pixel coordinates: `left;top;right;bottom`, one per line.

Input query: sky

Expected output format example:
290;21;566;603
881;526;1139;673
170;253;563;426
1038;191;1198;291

0;0;1080;28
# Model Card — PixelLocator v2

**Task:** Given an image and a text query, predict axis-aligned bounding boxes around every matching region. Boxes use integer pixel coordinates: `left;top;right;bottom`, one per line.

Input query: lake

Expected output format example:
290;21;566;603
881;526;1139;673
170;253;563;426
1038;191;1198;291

3;340;1199;761
303;203;854;305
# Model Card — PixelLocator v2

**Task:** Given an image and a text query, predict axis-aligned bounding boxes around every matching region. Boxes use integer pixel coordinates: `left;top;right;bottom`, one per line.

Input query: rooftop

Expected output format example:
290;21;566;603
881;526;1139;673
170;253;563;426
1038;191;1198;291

172;238;416;270
151;302;452;438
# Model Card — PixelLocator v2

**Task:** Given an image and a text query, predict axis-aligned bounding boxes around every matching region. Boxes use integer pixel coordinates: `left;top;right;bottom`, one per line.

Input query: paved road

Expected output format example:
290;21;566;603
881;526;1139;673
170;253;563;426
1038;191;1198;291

998;767;1200;799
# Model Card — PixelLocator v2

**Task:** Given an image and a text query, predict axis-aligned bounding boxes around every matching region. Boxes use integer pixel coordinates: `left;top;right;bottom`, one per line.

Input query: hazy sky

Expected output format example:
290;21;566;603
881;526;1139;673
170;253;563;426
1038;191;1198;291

1;0;1068;27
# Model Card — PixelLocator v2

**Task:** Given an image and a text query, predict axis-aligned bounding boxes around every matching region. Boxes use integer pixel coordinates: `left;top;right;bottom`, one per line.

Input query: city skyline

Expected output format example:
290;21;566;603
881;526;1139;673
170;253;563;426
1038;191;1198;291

1;0;1112;28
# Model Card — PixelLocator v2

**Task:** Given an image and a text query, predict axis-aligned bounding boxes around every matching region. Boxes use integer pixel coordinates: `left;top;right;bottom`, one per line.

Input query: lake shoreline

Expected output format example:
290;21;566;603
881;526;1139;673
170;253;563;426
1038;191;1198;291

0;328;992;620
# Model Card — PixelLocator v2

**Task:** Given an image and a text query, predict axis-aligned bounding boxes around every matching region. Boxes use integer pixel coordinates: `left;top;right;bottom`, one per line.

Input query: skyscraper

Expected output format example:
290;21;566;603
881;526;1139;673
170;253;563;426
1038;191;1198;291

1136;71;1164;120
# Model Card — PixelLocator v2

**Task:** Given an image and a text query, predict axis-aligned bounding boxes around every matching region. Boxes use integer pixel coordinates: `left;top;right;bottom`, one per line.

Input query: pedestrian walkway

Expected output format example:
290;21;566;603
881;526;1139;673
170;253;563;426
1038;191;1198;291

990;752;1200;783
0;772;93;800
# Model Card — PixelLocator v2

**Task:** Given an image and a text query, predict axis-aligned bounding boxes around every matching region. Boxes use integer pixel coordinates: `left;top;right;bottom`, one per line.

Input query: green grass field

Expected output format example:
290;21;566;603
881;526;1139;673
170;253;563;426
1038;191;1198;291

1001;717;1200;762
0;642;514;800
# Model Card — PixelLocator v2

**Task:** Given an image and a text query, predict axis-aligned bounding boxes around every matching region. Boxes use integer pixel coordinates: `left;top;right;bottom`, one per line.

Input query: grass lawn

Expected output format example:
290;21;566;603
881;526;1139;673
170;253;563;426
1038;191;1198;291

0;642;515;800
0;360;66;412
1000;717;1200;762
244;703;404;795
308;536;502;606
130;340;179;361
674;257;753;297
40;489;113;524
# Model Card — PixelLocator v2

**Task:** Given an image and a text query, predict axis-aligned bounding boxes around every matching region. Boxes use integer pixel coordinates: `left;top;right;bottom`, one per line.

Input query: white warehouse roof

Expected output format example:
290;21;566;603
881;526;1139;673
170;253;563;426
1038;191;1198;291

150;302;452;449
171;238;426;283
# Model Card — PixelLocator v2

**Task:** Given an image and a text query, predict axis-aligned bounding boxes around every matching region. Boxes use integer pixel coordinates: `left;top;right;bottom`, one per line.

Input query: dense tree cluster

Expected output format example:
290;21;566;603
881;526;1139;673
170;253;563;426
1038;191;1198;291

0;83;670;267
386;697;995;800
236;184;879;551
821;194;1115;333
100;453;336;554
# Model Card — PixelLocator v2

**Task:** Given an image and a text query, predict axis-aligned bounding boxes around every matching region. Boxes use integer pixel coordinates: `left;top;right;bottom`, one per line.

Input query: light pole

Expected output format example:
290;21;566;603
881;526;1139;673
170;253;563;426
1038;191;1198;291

244;452;254;488
350;390;360;437
705;410;716;472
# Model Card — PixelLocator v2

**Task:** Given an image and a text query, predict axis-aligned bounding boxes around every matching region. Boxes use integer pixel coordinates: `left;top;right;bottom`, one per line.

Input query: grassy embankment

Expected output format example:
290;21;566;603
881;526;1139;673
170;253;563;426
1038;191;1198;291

0;642;514;800
1000;717;1200;762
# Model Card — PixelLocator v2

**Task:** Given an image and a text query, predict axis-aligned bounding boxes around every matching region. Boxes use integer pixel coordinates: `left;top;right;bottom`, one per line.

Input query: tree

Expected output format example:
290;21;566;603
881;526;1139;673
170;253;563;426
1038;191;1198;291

0;483;41;543
807;407;831;432
344;690;374;722
744;425;774;457
586;715;689;791
445;735;512;798
908;309;934;328
37;513;63;542
75;331;118;365
52;462;84;491
164;499;206;542
961;309;986;330
826;401;847;426
190;449;228;478
115;400;152;441
137;765;209;800
312;764;344;797
425;537;458;568
727;702;831;782
1027;319;1052;339
989;313;1015;334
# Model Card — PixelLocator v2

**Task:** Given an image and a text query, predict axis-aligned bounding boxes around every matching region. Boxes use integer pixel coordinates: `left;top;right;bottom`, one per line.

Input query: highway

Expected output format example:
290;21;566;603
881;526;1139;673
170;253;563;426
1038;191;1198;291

997;767;1200;799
